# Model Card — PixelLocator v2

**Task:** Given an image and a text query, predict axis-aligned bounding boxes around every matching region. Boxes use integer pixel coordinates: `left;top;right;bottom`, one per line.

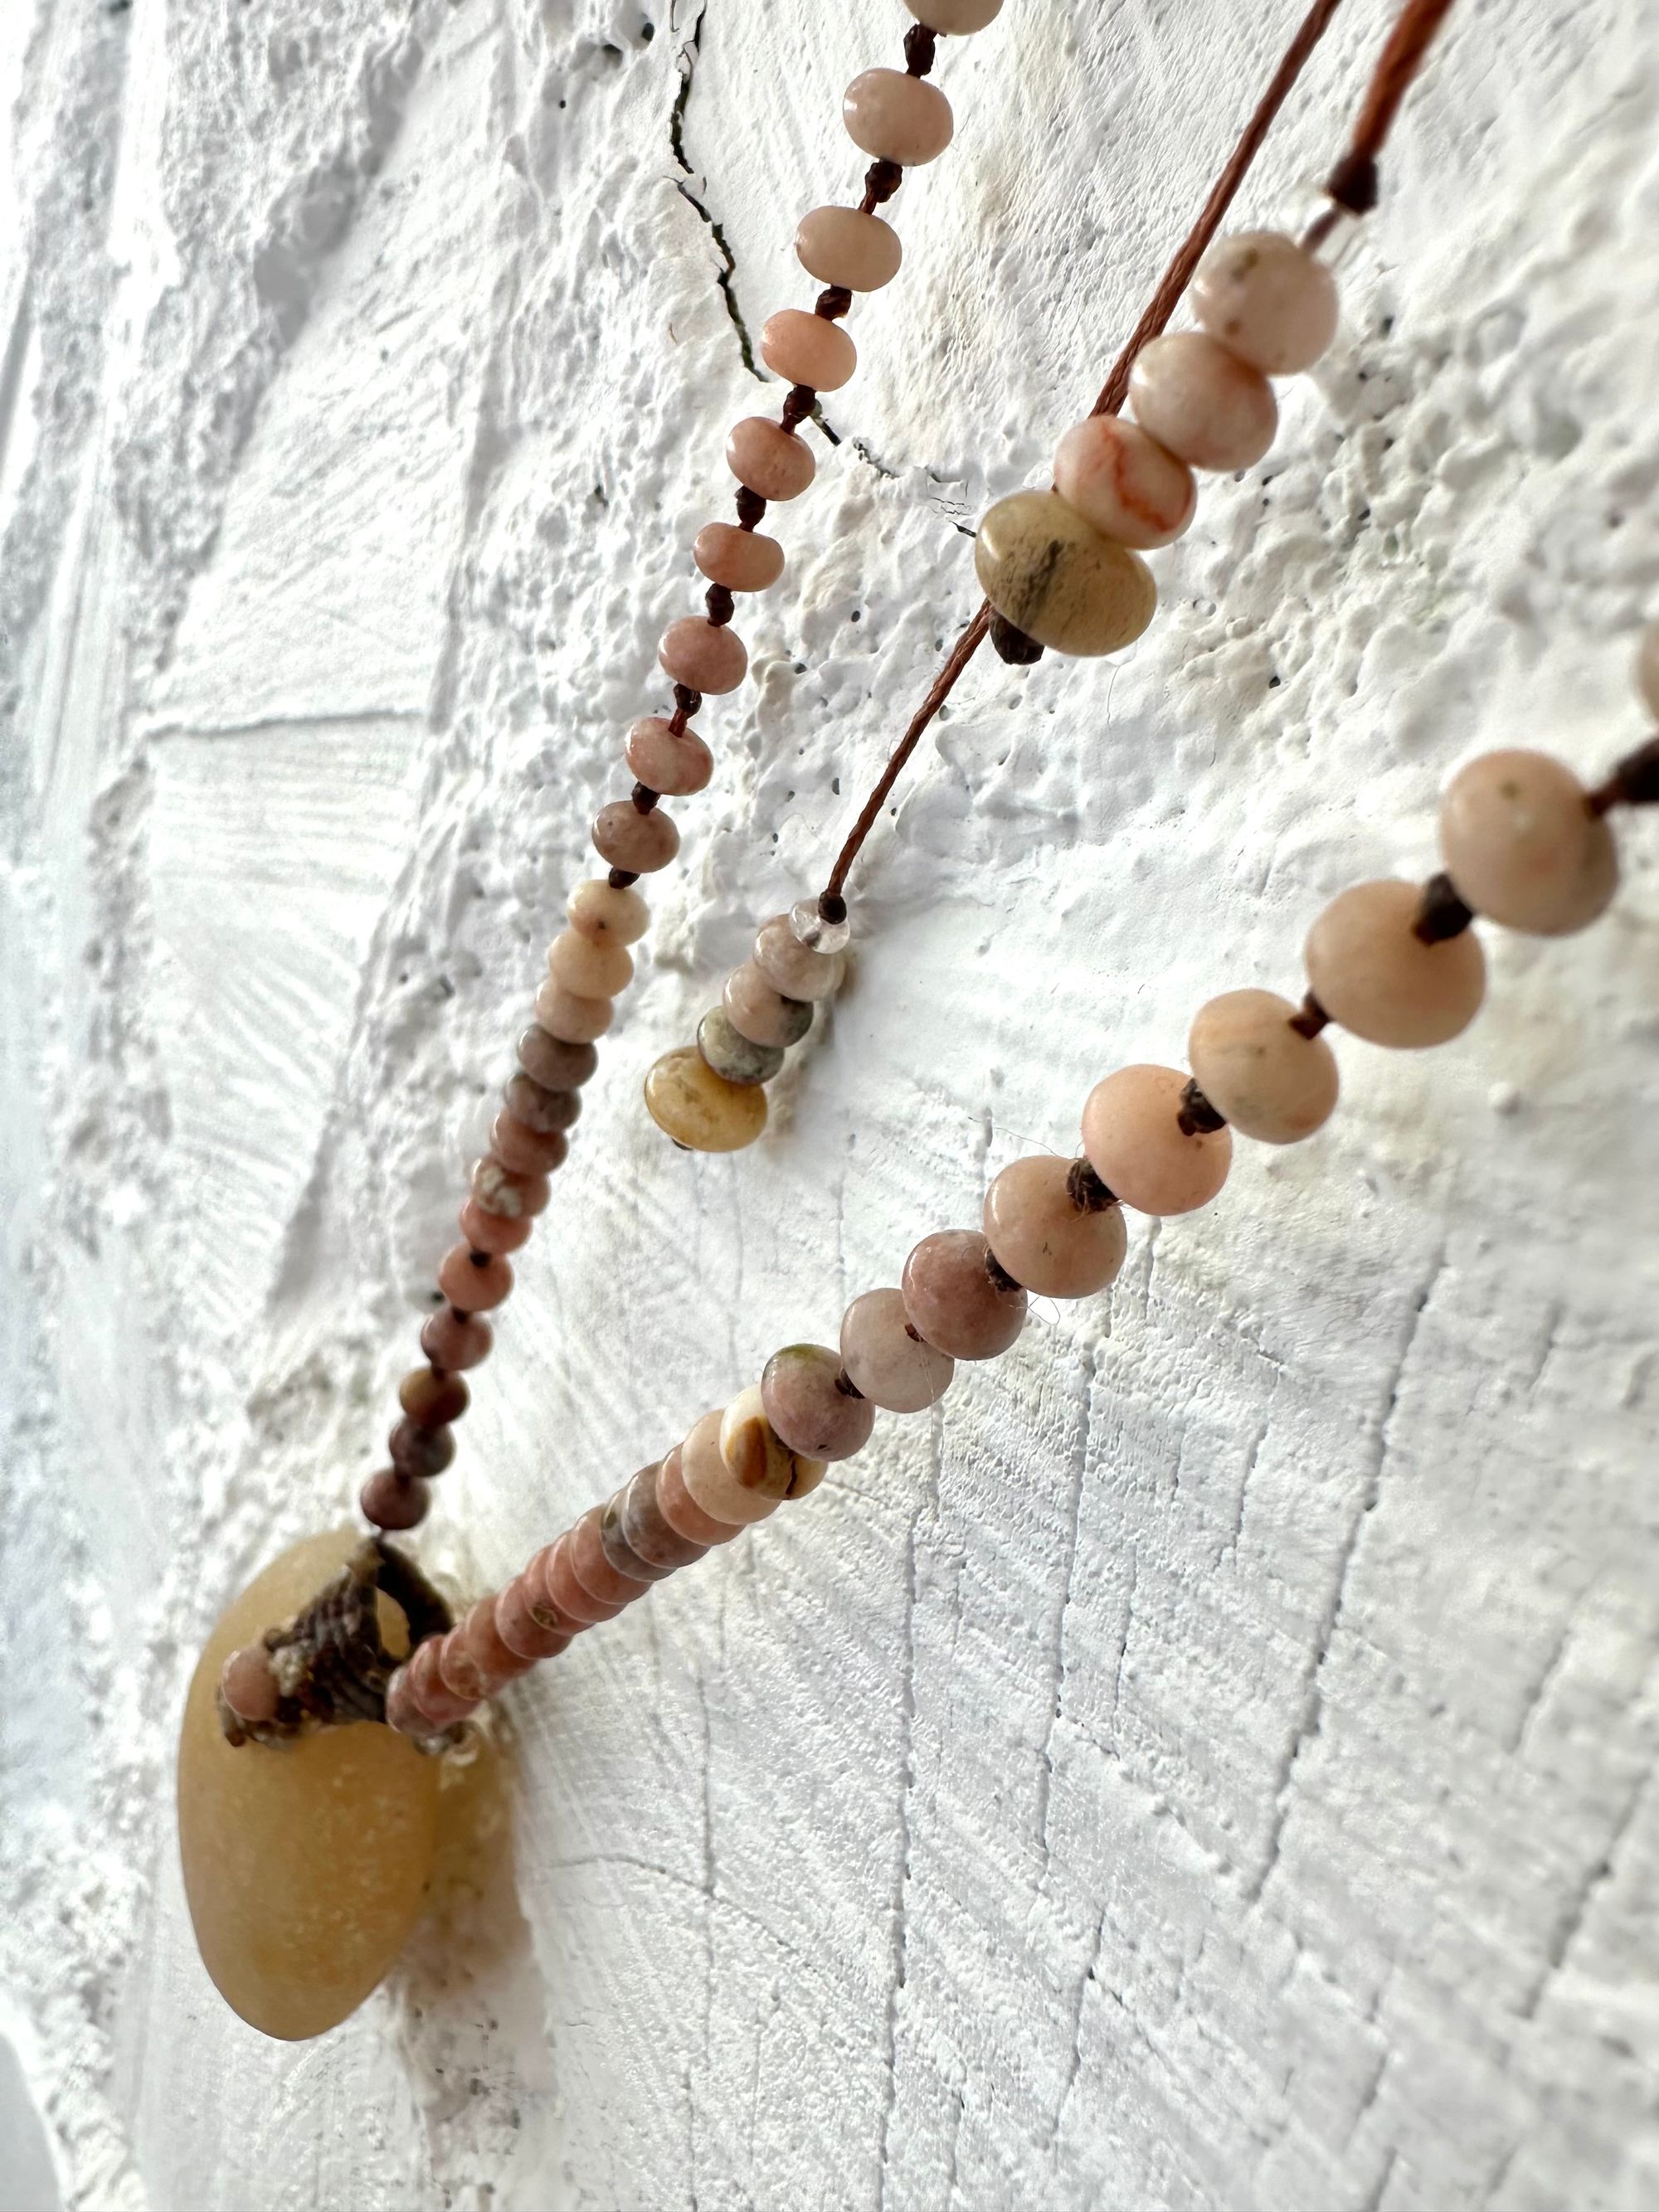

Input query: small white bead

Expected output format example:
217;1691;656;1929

789;898;851;955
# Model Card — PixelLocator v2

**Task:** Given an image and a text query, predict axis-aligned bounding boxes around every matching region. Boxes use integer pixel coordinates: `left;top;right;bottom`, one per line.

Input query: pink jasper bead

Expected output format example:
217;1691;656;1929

567;879;649;949
720;1388;826;1504
437;1244;513;1311
1187;989;1339;1145
461;1597;536;1685
457;1196;531;1257
902;1232;1027;1361
1053;415;1197;551
1081;1064;1233;1216
545;1534;628;1626
840;1287;955;1412
723;960;814;1048
504;1072;579;1135
1191;230;1339;375
624;1461;711;1570
727;417;815;502
220;1646;280;1726
517;1028;599;1092
360;1469;431;1531
489;1111;569;1177
592;799;680;874
844;67;953;166
470;1157;549;1219
752;912;844;1001
421;1305;494;1369
906;0;1003;25
761;1344;875;1461
982;1155;1128;1297
533;976;614;1045
693;523;786;595
657;1445;742;1548
568;1508;649;1611
548;926;633;999
626;714;714;795
659;617;748;696
1439;750;1617;936
1130;332;1277;472
409;1638;479;1729
1305;879;1486;1048
384;1665;424;1735
761;309;856;393
436;1631;491;1705
494;1565;575;1660
795;206;902;292
682;1406;786;1528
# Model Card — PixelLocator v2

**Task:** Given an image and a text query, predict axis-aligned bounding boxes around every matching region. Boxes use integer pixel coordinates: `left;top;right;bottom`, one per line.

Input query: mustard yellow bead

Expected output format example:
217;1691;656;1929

644;1047;768;1151
974;489;1157;657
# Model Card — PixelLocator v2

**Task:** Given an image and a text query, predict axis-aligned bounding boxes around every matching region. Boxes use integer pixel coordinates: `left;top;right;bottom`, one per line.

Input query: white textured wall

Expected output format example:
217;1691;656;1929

4;1;1659;2206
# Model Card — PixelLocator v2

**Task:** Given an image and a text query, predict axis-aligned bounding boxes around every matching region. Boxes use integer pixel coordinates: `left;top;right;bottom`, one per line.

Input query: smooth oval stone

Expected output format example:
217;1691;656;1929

698;1007;785;1087
974;489;1157;657
178;1529;443;2041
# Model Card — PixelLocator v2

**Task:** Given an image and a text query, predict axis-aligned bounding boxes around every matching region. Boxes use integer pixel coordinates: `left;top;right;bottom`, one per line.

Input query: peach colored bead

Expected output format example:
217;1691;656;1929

983;1156;1128;1297
1637;620;1659;717
693;523;786;595
493;1567;573;1660
461;1597;536;1685
761;1344;874;1461
219;1646;280;1726
1304;879;1486;1048
795;206;902;292
682;1406;785;1528
727;416;815;502
591;800;680;875
567;878;649;948
547;926;634;999
1129;331;1277;471
436;1631;490;1705
545;1534;628;1626
625;714;714;796
645;1047;768;1151
384;1666;424;1734
752;912;844;1001
1188;989;1340;1145
720;1385;827;1500
533;975;614;1046
489;1111;568;1178
458;1196;531;1257
840;1287;955;1412
1191;230;1339;374
1053;415;1197;551
907;0;1003;27
436;1244;513;1311
567;1507;649;1611
657;1444;743;1548
1439;750;1618;936
723;960;814;1048
517;1028;598;1091
844;67;953;166
974;489;1158;656
470;1158;547;1219
409;1638;478;1729
761;309;856;393
1080;1064;1233;1216
902;1231;1028;1360
659;616;748;696
421;1306;494;1369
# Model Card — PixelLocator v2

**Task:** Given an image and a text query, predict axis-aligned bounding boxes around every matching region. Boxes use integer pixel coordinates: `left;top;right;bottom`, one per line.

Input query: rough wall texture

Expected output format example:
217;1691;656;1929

3;2;1659;2207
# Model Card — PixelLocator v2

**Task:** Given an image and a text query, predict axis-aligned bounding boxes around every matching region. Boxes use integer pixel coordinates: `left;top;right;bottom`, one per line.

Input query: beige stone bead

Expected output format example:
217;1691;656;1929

1129;332;1277;471
727;416;815;501
752;912;844;1001
1637;620;1659;717
723;960;814;1048
644;1046;768;1151
547;926;633;999
1052;416;1197;551
1304;879;1486;1048
982;1155;1128;1297
844;68;954;166
906;0;1003;26
761;309;856;393
1439;750;1618;936
974;489;1158;657
567;877;649;947
679;1406;785;1528
1080;1063;1232;1216
1187;989;1340;1145
795;205;902;291
625;714;713;796
591;799;679;873
1191;230;1339;374
533;975;613;1045
659;615;747;695
693;523;786;593
720;1386;826;1504
839;1287;954;1412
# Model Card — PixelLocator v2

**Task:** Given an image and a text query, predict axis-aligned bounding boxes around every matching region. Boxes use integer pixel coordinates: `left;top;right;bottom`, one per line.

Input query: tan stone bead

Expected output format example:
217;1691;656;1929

752;912;844;1001
1439;750;1618;936
567;878;649;947
591;799;679;873
795;206;902;292
839;1287;954;1412
721;1385;827;1501
844;67;954;166
1052;416;1197;551
723;960;814;1048
547;926;633;998
644;1046;768;1151
906;0;1003;26
1080;1064;1233;1216
727;416;815;501
974;489;1158;657
1304;879;1486;1048
681;1404;787;1527
693;523;786;593
761;309;857;393
659;616;747;695
982;1156;1128;1297
1191;230;1339;374
1129;331;1277;471
625;714;713;795
533;975;614;1045
1188;989;1340;1145
1637;620;1659;717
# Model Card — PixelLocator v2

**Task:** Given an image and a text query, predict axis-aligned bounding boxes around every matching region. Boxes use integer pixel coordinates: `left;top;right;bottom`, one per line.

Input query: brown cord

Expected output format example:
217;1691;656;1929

1326;0;1458;213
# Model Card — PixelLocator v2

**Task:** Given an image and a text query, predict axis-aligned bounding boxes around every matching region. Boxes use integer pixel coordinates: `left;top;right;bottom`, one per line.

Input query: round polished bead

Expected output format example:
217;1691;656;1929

1188;989;1340;1144
1191;230;1339;374
752;912;844;1001
436;1244;513;1310
409;1638;479;1729
545;1533;628;1626
727;416;815;502
720;1388;826;1505
470;1158;548;1222
840;1287;955;1412
504;1072;580;1136
624;714;713;797
220;1646;280;1726
489;1109;569;1177
567;879;649;950
1637;621;1659;717
457;1195;532;1257
789;898;851;955
399;1365;469;1427
421;1305;494;1369
1081;1063;1233;1215
461;1597;536;1686
982;1155;1128;1296
361;1468;431;1530
723;961;814;1048
902;1231;1027;1361
761;1344;875;1461
906;0;1003;25
600;1487;672;1583
1052;416;1197;551
656;1444;743;1548
680;1406;785;1528
645;1046;769;1151
382;1664;423;1736
844;67;953;165
436;1631;490;1706
1305;880;1486;1048
494;1566;575;1660
659;616;747;696
1439;750;1618;936
795;205;902;291
761;309;856;393
533;976;614;1046
389;1419;455;1478
548;926;634;999
693;523;786;595
623;1461;711;1571
567;1507;649;1610
517;1026;599;1092
1129;332;1277;471
974;489;1158;656
698;1007;785;1087
592;799;680;874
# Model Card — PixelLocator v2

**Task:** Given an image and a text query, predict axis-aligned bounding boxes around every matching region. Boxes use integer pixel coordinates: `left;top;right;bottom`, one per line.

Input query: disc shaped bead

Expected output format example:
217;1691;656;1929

698;1007;785;1087
220;1646;281;1726
503;1072;580;1135
645;1046;769;1150
752;912;845;1000
727;417;815;501
1129;332;1277;471
461;1597;537;1686
1637;621;1659;717
659;617;747;696
437;1244;513;1310
840;1287;955;1412
693;525;786;594
761;309;857;392
489;1111;568;1177
983;1155;1128;1297
567;879;649;949
1439;750;1617;936
975;489;1158;657
517;1026;600;1089
761;1344;875;1461
592;800;680;874
545;1534;628;1625
720;1388;827;1504
567;1507;649;1611
682;1406;786;1527
844;68;954;165
1081;1064;1233;1216
494;1563;575;1659
361;1470;431;1530
1053;416;1197;551
1187;989;1340;1144
1304;880;1486;1048
600;1486;674;1583
902;1231;1028;1361
457;1196;531;1257
623;1462;710;1572
399;1366;469;1427
656;1444;743;1548
795;205;902;291
906;0;1003;25
421;1305;494;1367
1190;230;1339;374
548;926;633;998
390;1419;455;1478
533;977;614;1045
724;960;815;1048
